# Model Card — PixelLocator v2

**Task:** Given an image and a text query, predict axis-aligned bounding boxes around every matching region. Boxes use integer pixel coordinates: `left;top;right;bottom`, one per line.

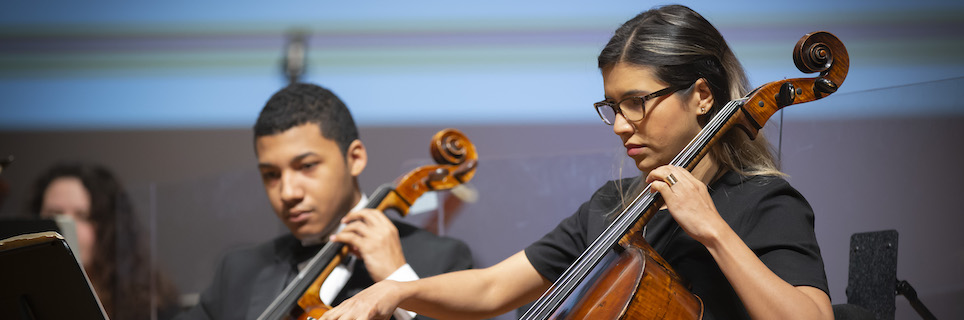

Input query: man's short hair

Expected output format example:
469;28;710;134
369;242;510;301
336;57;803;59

254;83;359;155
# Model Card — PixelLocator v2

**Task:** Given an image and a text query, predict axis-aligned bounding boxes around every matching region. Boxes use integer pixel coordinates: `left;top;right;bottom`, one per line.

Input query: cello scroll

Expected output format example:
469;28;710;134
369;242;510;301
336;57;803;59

738;31;849;137
373;128;478;214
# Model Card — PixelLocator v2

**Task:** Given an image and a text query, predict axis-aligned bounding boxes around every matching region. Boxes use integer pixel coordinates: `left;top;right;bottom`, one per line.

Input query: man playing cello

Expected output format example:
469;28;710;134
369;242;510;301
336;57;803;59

176;83;473;320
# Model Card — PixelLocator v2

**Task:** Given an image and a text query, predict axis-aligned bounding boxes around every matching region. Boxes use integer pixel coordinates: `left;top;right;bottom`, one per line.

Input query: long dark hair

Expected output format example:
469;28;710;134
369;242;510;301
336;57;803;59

29;162;179;319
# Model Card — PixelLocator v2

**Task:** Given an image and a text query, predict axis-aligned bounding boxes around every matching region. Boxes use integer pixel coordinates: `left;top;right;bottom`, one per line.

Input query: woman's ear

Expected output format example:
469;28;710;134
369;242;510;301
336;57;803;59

692;78;715;115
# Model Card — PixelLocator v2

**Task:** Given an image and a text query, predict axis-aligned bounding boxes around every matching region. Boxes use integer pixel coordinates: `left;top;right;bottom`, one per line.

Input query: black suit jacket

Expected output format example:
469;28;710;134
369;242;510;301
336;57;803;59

175;220;473;320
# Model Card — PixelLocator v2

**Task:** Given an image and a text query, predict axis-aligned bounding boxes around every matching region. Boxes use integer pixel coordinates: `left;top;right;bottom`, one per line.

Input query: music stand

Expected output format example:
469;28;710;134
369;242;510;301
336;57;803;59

0;232;108;320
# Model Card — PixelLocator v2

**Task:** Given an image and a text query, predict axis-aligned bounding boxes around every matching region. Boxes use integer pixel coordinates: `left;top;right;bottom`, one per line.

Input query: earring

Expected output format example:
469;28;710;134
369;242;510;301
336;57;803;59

700;107;705;114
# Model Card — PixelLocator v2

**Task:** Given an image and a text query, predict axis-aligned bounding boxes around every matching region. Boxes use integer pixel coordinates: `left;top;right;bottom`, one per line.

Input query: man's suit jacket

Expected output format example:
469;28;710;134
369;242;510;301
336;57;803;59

175;220;473;320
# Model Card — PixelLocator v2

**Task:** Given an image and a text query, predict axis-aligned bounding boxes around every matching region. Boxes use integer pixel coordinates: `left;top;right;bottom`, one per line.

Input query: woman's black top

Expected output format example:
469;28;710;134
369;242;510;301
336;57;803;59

524;171;828;319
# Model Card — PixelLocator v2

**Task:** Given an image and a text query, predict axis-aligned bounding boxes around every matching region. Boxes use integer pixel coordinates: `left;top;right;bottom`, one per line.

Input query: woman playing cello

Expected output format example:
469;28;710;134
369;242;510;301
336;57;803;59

322;4;833;320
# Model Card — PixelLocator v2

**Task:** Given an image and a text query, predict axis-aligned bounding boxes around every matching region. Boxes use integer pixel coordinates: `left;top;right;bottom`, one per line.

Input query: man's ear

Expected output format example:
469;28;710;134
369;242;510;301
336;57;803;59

692;78;715;114
345;139;367;177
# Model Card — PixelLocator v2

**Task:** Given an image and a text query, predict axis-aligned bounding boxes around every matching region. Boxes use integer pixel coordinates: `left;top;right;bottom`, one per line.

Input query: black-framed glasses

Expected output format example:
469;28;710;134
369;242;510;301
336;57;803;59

593;83;692;125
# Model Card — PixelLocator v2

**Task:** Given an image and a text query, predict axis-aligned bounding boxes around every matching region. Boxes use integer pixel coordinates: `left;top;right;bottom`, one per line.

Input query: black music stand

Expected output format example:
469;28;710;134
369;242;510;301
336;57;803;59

0;232;108;320
0;219;60;241
845;230;936;320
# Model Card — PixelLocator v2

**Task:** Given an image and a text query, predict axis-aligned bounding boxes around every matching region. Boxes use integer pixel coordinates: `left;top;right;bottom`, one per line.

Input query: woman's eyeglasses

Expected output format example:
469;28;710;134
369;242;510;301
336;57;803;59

593;83;692;125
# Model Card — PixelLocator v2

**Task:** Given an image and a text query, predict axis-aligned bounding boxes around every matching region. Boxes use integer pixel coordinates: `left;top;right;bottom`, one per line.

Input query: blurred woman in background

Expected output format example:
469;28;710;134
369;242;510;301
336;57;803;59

30;162;180;319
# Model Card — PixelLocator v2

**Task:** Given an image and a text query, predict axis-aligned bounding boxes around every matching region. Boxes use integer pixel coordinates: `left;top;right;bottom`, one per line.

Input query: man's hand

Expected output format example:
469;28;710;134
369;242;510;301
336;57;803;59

330;208;406;281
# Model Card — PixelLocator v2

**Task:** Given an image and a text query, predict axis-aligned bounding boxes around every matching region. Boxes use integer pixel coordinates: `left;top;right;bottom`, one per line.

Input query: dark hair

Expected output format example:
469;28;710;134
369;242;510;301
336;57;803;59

599;5;740;108
29;162;179;319
254;83;360;155
598;4;781;177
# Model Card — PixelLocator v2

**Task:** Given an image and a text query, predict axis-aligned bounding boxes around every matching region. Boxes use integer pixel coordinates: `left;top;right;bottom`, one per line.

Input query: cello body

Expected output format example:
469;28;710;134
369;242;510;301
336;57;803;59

555;236;702;320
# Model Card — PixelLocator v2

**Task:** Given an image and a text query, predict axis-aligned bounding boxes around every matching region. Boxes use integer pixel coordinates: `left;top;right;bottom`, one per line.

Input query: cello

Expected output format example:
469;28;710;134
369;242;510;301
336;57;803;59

520;31;849;319
257;128;478;320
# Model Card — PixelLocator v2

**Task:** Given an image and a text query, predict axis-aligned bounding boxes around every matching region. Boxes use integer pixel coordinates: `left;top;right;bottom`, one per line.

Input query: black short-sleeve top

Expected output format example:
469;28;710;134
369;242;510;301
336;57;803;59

524;171;828;319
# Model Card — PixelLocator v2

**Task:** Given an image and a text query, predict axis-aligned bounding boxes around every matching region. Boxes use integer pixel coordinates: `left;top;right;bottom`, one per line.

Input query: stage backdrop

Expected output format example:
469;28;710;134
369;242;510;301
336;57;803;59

2;1;963;319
